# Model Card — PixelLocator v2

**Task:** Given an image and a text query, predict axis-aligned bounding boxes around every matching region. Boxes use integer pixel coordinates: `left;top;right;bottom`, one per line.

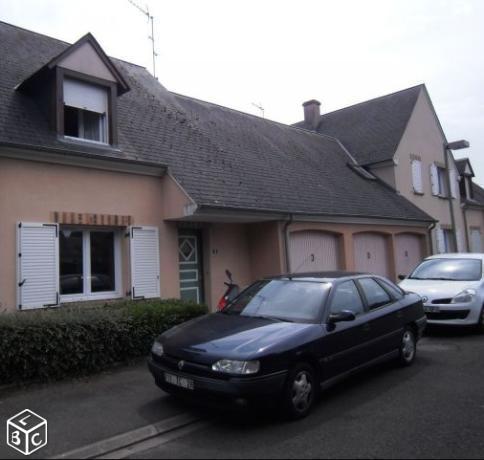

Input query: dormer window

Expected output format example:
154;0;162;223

63;78;109;144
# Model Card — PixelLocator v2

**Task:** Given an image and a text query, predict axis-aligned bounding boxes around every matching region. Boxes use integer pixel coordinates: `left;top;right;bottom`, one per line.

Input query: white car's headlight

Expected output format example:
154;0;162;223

151;342;164;357
212;360;260;375
451;289;477;304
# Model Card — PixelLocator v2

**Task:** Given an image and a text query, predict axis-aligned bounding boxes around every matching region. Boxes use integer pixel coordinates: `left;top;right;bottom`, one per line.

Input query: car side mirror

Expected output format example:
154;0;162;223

329;310;356;324
226;269;233;282
398;274;406;281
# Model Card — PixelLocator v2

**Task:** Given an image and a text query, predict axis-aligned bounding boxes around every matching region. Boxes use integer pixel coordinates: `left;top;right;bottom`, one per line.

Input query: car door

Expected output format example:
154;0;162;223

319;280;372;381
355;277;404;362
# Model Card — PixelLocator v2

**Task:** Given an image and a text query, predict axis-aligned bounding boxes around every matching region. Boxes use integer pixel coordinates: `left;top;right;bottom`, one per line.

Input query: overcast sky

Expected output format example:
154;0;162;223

1;0;483;184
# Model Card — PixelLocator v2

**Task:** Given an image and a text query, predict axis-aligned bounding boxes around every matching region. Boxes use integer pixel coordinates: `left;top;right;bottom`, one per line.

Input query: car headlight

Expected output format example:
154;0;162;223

151;342;164;357
212;360;260;375
451;289;477;304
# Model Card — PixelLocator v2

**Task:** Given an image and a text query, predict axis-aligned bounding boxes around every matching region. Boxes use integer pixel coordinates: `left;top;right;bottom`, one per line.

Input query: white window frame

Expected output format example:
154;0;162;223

411;159;423;194
437;166;448;197
59;227;122;303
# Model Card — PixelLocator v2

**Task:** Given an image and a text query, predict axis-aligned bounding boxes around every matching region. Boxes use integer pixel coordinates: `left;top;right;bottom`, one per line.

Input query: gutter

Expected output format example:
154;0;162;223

444;145;458;250
462;203;470;252
283;215;294;272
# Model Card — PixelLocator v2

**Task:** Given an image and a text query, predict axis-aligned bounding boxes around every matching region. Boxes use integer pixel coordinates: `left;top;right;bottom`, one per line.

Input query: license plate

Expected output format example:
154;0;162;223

425;306;440;314
164;373;195;391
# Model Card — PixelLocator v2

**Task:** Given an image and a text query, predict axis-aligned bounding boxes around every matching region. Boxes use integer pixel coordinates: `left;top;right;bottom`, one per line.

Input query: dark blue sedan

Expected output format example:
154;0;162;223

148;272;426;419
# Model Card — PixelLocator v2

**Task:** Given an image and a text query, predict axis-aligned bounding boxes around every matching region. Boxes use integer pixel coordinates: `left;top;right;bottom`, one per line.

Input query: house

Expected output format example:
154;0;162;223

294;85;481;256
0;22;440;312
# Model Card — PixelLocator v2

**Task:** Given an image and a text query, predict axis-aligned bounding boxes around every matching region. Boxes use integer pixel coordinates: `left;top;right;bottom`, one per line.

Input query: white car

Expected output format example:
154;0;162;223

400;254;484;330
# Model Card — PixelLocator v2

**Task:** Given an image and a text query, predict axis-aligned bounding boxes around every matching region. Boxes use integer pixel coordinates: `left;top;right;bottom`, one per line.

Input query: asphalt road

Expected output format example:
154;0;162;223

134;327;484;459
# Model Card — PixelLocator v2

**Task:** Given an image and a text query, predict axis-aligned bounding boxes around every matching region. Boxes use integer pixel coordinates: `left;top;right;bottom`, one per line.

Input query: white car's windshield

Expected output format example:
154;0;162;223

223;279;331;323
409;259;482;282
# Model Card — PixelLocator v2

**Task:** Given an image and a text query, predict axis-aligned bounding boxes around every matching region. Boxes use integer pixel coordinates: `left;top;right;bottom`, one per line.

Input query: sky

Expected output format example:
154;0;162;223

1;0;483;183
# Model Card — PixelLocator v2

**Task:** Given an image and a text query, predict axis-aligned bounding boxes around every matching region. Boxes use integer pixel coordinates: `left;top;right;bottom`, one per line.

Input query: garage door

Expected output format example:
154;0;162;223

395;233;424;278
354;233;389;277
289;231;341;273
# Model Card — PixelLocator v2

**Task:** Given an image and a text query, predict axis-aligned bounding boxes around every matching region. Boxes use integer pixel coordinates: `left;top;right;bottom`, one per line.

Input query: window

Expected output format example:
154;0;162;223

63;78;109;144
443;229;456;253
60;228;120;301
358;278;392;310
409;258;482;282
437;167;448;197
376;278;404;300
329;281;365;317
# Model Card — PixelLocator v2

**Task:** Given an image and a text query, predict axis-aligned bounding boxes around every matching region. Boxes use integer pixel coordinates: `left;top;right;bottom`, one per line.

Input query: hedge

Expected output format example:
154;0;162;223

0;299;208;385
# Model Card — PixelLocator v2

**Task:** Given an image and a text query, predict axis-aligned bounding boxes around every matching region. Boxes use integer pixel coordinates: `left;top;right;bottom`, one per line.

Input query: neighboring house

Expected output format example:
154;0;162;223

0;22;436;312
294;85;471;257
456;158;484;253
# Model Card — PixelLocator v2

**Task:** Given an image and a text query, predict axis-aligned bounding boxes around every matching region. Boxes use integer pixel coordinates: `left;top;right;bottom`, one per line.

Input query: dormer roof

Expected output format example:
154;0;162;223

17;33;130;95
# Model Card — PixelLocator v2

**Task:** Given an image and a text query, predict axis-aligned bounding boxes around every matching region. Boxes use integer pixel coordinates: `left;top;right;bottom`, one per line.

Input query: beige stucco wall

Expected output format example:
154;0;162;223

0;157;180;311
59;42;117;83
389;89;466;253
370;163;397;189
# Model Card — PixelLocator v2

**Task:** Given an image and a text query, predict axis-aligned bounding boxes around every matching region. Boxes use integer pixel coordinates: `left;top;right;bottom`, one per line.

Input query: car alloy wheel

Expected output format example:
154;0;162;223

400;329;416;366
292;371;313;413
283;363;317;420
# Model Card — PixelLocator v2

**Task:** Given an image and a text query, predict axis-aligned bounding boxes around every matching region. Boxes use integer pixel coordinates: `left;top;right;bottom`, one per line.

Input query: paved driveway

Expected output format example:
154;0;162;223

134;328;484;459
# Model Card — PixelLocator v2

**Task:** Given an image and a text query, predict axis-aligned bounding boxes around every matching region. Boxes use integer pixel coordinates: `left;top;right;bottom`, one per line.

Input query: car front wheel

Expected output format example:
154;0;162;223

477;307;484;334
282;363;317;420
399;328;417;367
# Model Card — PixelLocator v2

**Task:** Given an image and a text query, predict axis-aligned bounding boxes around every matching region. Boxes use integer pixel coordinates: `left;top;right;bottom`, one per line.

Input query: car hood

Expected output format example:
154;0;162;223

159;313;319;363
399;279;481;301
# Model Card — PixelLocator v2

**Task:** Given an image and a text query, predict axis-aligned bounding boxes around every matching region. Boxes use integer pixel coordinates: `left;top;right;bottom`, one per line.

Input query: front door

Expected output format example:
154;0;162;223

178;230;204;304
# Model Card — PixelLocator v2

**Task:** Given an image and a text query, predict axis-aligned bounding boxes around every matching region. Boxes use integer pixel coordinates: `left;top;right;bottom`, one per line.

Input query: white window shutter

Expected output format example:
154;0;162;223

412;160;423;194
449;169;458;199
435;226;446;254
456;229;465;252
471;230;482;253
64;78;108;114
17;223;59;310
130;227;160;300
430;164;439;196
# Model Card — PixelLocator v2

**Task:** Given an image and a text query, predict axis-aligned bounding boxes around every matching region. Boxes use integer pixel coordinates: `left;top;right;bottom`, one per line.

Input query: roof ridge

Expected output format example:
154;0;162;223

319;84;425;119
170;91;344;142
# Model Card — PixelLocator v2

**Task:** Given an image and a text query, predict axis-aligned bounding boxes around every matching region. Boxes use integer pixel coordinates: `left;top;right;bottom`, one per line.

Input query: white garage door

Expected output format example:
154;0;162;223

354;233;390;277
395;234;424;278
289;231;341;273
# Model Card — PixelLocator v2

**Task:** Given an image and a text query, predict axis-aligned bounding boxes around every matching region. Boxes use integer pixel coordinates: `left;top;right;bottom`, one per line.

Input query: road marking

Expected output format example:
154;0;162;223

50;413;202;460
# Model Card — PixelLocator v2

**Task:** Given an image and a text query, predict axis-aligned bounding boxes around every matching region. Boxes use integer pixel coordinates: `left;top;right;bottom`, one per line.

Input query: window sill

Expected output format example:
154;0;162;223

60;292;123;304
60;136;120;152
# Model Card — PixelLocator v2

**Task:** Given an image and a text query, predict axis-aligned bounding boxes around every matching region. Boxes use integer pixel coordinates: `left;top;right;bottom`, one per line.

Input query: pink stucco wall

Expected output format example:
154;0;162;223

0;157;180;311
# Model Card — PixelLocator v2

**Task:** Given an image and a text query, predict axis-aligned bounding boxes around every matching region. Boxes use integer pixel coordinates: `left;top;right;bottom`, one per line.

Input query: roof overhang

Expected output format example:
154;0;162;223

168;204;435;227
0;143;166;177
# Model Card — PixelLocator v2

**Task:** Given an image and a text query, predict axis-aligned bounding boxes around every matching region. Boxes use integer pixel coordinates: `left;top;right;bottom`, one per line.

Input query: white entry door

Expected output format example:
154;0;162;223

289;231;341;273
354;233;390;277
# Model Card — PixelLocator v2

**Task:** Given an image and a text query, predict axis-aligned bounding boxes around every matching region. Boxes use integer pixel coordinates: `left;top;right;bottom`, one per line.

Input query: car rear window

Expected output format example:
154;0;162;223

409;259;483;282
223;279;330;323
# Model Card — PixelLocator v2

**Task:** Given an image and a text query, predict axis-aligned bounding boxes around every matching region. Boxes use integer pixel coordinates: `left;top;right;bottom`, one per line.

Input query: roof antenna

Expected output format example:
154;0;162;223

252;102;265;119
128;0;158;79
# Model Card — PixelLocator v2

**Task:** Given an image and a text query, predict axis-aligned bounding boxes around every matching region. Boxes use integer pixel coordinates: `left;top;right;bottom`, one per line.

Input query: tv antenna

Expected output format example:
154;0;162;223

128;0;158;79
252;102;265;118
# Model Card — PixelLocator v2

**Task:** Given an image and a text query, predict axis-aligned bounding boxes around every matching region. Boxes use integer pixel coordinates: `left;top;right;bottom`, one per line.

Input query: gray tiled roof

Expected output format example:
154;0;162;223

0;21;433;223
293;85;423;166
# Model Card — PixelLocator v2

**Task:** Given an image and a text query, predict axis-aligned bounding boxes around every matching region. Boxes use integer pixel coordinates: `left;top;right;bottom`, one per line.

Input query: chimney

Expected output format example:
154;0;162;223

302;99;321;130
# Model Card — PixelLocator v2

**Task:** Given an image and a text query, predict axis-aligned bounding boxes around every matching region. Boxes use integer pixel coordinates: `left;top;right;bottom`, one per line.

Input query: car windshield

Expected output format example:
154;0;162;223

409;258;483;282
222;279;330;323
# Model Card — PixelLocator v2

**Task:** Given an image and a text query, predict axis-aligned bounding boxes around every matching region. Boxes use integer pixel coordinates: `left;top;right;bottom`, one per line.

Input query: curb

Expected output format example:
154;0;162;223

50;413;201;459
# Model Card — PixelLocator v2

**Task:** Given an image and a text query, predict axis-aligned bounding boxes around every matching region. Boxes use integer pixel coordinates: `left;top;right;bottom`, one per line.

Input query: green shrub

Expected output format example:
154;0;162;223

0;299;208;385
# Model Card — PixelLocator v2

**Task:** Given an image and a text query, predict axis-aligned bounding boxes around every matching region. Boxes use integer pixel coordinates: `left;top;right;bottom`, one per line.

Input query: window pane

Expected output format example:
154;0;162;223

377;278;404;300
64;106;79;138
410;258;482;281
359;278;392;310
83;110;102;142
60;230;84;295
90;232;116;293
330;281;364;316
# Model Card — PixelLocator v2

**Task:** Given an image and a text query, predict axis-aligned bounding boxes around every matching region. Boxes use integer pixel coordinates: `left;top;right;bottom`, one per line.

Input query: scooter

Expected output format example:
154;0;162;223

217;269;240;311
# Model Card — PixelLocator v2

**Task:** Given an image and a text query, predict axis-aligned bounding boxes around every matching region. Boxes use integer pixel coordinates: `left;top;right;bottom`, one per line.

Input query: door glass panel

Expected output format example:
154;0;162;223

359;278;392;310
90;232;115;293
330;281;365;316
60;230;84;295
